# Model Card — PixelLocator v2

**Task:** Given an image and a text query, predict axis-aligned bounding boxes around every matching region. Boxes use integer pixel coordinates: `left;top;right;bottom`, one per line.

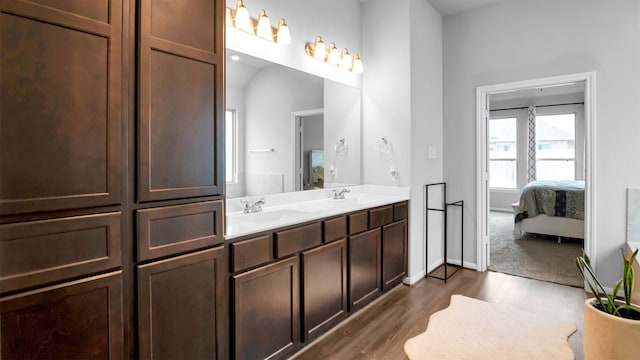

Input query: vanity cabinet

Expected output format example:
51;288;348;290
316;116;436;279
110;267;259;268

228;201;408;359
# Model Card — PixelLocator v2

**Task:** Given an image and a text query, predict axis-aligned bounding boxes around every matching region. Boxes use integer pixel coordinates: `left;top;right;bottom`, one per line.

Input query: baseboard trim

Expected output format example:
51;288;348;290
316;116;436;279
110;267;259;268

403;270;425;285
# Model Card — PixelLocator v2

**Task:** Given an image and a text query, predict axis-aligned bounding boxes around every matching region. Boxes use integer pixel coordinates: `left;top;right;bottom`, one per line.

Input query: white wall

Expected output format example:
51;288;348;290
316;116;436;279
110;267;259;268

225;0;362;87
362;0;443;282
443;0;640;284
324;79;361;187
362;0;411;188
409;0;444;278
244;65;323;194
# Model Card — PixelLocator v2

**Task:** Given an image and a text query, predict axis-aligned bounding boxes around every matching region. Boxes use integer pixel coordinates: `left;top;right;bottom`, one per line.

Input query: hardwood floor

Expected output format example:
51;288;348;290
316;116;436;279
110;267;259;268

292;270;587;360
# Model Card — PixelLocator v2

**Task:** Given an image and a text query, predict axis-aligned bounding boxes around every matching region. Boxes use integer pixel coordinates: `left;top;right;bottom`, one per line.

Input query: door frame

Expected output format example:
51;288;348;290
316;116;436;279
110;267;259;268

291;108;324;192
475;72;597;271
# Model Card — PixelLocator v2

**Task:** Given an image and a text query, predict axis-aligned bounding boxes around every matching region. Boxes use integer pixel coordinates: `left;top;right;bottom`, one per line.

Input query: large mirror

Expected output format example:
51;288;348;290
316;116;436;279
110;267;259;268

225;49;361;198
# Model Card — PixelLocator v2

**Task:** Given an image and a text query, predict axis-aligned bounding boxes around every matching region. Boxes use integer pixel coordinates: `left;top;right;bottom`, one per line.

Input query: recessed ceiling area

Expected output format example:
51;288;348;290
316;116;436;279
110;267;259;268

427;0;513;17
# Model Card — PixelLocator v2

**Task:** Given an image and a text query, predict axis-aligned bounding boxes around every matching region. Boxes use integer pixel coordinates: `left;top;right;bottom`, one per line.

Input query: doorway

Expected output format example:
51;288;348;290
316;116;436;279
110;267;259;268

476;72;596;278
292;109;324;191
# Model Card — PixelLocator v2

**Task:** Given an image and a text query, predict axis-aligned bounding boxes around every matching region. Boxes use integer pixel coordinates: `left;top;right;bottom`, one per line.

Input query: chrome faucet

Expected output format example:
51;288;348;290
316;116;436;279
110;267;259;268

332;188;350;199
240;198;266;213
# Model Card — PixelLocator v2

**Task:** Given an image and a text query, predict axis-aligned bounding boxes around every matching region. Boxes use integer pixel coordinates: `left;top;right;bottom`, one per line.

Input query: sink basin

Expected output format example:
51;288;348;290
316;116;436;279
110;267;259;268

232;209;310;225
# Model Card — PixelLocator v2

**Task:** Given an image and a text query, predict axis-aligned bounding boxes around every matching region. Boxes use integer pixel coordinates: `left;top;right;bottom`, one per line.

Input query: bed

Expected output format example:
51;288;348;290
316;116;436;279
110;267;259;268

511;180;585;241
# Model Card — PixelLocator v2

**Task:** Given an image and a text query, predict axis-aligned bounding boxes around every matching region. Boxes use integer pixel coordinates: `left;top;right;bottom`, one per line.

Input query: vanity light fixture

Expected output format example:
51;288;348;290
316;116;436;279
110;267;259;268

227;0;291;45
305;36;364;73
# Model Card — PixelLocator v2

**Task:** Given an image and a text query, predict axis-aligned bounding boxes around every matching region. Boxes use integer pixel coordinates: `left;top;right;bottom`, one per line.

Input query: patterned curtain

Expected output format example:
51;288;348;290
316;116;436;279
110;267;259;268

527;105;537;183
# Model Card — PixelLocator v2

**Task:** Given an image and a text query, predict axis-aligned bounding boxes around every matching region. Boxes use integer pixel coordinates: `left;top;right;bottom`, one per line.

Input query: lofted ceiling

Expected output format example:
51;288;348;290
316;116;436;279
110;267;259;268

426;0;513;17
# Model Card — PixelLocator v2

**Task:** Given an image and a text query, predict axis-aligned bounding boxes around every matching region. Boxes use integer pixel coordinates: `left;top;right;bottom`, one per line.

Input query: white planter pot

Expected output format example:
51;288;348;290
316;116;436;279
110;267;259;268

583;298;640;360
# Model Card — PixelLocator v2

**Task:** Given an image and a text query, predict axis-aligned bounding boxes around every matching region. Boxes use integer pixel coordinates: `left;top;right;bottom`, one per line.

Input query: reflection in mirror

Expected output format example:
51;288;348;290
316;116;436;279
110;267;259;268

226;49;361;198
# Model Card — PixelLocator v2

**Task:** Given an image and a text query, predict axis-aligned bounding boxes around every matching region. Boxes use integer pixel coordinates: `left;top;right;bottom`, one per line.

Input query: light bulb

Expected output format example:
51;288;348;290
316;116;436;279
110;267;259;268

276;19;290;44
352;54;363;73
234;0;253;34
312;36;326;61
339;49;352;70
327;43;340;65
256;10;273;41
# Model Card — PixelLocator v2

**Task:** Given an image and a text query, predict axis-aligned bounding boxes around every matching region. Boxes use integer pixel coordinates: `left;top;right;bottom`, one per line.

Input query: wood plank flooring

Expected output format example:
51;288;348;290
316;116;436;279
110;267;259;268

291;270;587;360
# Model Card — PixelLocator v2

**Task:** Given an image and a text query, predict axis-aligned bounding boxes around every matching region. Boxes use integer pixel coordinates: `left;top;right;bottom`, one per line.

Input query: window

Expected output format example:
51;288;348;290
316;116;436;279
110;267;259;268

489;117;517;188
225;109;237;183
535;113;575;181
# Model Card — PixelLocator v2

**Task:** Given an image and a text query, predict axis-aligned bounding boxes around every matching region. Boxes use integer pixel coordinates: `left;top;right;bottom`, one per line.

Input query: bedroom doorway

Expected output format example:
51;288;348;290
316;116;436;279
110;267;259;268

292;109;324;191
476;72;596;282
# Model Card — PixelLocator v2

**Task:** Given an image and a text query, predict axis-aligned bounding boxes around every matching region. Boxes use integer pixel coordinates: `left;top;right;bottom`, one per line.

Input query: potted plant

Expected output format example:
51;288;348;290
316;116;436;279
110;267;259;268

575;248;640;360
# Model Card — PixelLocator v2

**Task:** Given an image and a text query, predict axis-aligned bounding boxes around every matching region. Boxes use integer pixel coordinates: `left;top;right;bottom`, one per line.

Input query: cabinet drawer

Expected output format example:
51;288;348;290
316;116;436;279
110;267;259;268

323;216;347;243
0;212;122;294
369;206;394;228
231;235;272;273
348;211;369;235
394;202;408;221
275;223;322;258
137;201;223;261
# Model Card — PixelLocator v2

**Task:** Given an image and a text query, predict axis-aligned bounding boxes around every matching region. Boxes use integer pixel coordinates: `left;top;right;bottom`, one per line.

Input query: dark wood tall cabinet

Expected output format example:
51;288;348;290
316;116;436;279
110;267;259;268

0;0;226;358
138;0;224;202
0;0;123;215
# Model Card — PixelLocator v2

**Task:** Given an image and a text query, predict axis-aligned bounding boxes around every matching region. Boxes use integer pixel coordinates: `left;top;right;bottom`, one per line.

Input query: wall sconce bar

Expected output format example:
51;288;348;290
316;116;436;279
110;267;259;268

305;36;363;73
226;0;290;44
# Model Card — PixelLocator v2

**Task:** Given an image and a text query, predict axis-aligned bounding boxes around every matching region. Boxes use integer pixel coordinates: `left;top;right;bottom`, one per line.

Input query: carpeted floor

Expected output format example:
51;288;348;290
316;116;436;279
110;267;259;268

488;211;584;287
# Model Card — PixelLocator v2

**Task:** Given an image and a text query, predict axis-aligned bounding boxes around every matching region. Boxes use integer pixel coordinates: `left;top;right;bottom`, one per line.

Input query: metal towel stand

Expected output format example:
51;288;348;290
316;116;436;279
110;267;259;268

425;182;464;283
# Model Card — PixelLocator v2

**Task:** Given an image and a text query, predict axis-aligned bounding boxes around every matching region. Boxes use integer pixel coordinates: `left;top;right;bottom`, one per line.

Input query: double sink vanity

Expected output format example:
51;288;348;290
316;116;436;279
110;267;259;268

225;185;410;359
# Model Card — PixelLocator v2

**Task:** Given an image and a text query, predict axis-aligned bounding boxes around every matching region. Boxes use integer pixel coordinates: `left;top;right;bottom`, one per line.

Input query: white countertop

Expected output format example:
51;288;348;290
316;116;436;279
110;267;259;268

225;185;410;240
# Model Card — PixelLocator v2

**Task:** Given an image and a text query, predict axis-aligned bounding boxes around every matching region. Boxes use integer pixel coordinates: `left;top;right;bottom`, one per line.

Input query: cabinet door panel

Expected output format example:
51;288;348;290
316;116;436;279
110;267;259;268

138;0;224;201
0;1;122;215
233;257;299;360
138;247;226;360
302;239;347;342
0;271;123;359
382;220;407;291
0;212;121;294
349;229;381;311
